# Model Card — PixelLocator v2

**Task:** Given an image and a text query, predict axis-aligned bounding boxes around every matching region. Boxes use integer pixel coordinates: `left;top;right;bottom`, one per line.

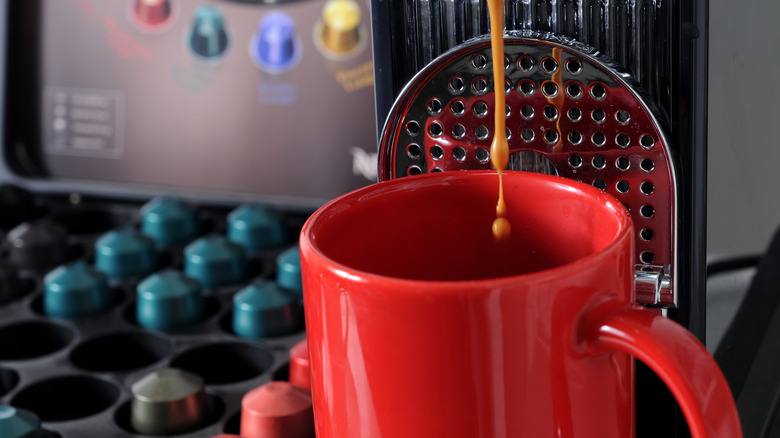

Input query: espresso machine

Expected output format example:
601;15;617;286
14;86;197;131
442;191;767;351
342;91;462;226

0;0;771;437
368;1;707;436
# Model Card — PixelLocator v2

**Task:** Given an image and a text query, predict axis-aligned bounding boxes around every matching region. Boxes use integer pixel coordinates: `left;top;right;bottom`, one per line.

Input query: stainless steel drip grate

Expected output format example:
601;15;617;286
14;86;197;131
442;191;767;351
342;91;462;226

379;32;677;307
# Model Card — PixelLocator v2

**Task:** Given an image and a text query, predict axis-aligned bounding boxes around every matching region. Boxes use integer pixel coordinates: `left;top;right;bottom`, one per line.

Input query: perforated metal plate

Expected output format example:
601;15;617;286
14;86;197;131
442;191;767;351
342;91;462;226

379;32;677;307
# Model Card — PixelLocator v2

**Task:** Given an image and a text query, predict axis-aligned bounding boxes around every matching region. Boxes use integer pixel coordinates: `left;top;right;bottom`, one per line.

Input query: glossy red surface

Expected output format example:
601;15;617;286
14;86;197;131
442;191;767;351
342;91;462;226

301;171;741;438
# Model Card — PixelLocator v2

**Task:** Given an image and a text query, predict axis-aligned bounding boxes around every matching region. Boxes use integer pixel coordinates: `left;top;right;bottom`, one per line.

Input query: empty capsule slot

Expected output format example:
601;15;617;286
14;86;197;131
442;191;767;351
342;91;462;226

272;363;290;382
52;208;133;236
70;331;173;373
0;267;36;305
0;321;75;360
223;410;242;435
0;366;19;396
169;342;274;385
11;375;120;422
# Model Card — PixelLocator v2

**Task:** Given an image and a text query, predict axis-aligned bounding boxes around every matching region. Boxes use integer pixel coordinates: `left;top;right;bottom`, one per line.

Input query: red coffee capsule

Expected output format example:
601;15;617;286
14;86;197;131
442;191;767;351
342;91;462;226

288;339;310;390
240;381;314;438
134;0;171;26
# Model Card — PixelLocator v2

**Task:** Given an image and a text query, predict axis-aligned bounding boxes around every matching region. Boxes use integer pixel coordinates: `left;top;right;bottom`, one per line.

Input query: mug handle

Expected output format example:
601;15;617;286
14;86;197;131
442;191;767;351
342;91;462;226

580;300;743;438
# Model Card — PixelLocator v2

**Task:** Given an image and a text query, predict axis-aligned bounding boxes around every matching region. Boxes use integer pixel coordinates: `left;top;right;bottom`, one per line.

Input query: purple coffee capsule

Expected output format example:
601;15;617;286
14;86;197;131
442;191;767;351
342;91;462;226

253;11;300;73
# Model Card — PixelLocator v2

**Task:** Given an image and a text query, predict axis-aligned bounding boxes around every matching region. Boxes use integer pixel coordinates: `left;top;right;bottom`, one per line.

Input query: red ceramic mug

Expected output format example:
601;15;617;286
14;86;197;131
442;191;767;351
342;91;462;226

300;171;742;438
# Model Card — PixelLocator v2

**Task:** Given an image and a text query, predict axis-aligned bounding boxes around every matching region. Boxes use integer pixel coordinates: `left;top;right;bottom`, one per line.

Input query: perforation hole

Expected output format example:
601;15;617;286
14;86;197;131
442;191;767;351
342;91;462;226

476;148;490;163
542;81;559;97
449;77;465;94
406;120;420;136
504;56;511;71
476;125;489;140
504;79;512;94
616;157;630;170
505;104;511;118
568;131;582;145
590;83;607;99
427;98;442;115
640;205;655;218
541;57;558;73
407;143;421;159
616;110;630;124
472;77;488;95
616;180;630;194
641;134;655;149
592;156;606;169
474;101;489;117
641;181;655;195
452;124;466;139
569;154;583;168
593;179;606;190
407;165;422;176
566;58;582;74
521;105;535;119
641;159;655;172
592;132;606;146
543;106;559;121
640;228;655;241
451;100;465;116
518;80;535;96
522;128;535;142
568;107;581;121
566;83;582;98
518;56;534;72
544;130;559;144
616;133;630;148
453;147;467;161
592;109;606;123
640;251;655;264
505;127;512;140
429;122;443;137
471;54;488;70
430;145;444;160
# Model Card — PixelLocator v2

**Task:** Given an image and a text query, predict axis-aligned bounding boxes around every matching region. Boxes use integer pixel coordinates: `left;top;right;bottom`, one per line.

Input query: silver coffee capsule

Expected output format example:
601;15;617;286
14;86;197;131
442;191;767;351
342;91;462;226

130;368;207;436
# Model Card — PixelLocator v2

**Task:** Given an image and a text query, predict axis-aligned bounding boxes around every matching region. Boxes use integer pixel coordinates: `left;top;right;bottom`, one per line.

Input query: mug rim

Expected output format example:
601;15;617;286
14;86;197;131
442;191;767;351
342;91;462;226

301;170;634;288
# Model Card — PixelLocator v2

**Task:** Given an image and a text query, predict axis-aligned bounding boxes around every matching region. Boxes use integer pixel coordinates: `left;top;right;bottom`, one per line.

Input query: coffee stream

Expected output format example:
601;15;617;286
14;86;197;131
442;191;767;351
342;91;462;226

487;0;510;242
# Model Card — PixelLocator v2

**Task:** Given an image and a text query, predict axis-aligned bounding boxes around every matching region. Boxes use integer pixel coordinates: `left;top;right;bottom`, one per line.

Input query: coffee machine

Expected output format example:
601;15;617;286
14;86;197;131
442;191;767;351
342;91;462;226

0;0;767;437
368;1;707;436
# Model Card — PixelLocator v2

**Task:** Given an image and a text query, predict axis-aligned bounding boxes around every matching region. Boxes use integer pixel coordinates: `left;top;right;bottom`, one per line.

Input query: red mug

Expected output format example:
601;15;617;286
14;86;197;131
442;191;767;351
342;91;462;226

300;171;742;438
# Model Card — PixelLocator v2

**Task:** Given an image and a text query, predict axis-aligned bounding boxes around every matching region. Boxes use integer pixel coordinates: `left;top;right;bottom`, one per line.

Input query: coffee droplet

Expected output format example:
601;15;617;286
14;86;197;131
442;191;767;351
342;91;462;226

491;136;509;173
493;217;511;242
487;0;510;243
